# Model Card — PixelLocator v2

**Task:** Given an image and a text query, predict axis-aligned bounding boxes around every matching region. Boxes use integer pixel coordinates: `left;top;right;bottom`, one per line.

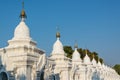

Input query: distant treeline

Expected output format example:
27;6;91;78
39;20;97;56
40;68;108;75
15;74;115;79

64;46;103;64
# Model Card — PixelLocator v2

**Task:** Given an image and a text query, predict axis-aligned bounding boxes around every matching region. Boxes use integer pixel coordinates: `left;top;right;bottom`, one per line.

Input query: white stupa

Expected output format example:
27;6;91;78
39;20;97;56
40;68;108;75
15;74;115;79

13;8;31;40
98;58;102;67
7;5;36;47
83;49;91;65
92;54;97;66
72;43;82;62
52;31;65;55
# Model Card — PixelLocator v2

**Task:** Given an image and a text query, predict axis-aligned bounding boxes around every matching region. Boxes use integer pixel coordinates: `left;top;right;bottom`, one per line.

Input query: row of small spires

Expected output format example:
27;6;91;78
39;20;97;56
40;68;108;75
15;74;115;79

56;31;102;63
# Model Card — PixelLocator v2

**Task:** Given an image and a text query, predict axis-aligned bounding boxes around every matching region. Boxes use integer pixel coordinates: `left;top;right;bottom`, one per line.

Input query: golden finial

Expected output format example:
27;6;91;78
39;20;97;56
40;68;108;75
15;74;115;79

20;1;27;18
56;27;60;38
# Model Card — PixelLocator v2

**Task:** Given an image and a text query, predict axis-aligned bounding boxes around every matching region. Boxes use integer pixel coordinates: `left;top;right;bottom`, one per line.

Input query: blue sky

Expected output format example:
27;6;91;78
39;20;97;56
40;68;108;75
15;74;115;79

0;0;120;66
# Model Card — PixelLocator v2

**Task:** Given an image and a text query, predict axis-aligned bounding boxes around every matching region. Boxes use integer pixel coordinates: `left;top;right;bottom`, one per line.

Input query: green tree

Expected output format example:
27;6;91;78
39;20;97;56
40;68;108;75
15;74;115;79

99;58;104;64
77;48;85;59
63;46;73;58
113;64;120;75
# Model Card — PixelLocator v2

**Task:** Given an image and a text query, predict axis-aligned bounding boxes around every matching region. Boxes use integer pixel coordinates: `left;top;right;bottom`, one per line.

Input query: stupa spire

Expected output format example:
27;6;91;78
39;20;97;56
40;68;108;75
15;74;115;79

56;27;60;38
98;57;102;66
51;28;65;55
72;42;82;61
83;49;91;64
20;1;27;21
74;40;78;49
92;53;97;66
10;1;31;40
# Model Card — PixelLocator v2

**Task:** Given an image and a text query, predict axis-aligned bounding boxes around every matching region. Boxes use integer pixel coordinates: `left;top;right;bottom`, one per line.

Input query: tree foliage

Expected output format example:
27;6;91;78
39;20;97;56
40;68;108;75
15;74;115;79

63;46;73;58
63;46;103;64
113;64;120;75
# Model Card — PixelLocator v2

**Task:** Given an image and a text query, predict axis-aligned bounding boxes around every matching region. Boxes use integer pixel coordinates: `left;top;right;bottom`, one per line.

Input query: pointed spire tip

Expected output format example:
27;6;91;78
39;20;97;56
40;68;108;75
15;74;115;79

56;27;60;38
56;32;60;38
20;1;27;19
74;41;78;49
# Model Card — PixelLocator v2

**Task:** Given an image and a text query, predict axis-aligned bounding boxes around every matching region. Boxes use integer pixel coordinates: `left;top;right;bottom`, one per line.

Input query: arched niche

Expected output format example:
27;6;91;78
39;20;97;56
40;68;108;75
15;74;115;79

40;71;44;80
0;72;8;80
40;71;56;80
50;75;56;80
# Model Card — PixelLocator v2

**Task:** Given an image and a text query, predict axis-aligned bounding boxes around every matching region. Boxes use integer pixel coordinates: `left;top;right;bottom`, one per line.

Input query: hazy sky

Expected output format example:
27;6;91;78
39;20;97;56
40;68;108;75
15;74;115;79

0;0;120;66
